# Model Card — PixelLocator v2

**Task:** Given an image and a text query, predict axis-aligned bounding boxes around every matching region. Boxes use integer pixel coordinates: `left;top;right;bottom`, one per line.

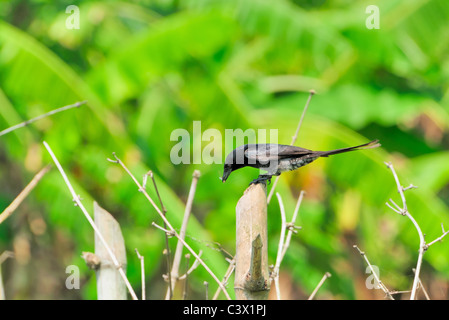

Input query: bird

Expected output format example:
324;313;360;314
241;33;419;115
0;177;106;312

221;139;380;185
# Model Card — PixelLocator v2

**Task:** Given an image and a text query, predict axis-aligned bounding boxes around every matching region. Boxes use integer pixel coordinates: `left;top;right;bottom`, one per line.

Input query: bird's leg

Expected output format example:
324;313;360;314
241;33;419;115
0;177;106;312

249;174;272;186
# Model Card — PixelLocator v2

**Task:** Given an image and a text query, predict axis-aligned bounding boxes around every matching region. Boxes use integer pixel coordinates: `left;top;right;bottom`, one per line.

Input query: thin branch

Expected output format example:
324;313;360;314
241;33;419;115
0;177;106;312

212;258;235;300
0;101;87;137
110;153;231;300
0;251;14;265
165;170;201;299
0;251;14;300
0;165;52;224
267;90;315;204
204;281;209;300
43;141;138;300
412;268;430;300
353;245;395;300
280;191;305;261
178;250;203;280
144;171;172;299
151;222;175;236
182;254;190;300
425;224;449;249
308;272;331;300
273;193;288;300
385;162;425;300
135;249;146;300
145;171;167;214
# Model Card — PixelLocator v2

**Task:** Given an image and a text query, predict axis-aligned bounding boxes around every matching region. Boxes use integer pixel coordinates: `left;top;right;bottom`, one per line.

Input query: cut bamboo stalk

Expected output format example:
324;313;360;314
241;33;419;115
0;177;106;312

94;202;127;300
234;183;270;300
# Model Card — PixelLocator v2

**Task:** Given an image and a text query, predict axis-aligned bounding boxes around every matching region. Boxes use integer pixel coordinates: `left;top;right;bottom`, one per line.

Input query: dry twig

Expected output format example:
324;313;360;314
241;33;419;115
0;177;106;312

165;170;201;299
212;258;235;300
135;249;146;300
0;101;86;137
385;162;449;300
0;165;52;224
308;272;331;300
144;171;173;299
273;193;288;300
353;245;395;300
108;153;231;300
43;141;138;300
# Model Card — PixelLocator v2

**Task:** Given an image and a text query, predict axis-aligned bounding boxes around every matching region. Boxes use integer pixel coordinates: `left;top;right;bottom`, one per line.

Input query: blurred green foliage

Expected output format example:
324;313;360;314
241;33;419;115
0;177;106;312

0;0;449;299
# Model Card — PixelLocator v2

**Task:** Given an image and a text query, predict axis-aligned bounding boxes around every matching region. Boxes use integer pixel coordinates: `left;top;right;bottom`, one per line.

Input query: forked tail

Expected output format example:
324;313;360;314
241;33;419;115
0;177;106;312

318;139;381;157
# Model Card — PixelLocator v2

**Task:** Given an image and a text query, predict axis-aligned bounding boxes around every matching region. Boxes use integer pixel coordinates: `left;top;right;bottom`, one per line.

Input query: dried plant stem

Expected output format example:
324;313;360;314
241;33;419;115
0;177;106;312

280;191;304;261
145;171;172;299
384;162;449;300
426;224;449;248
43;141;138;300
308;272;331;300
412;268;430;300
135;249;146;300
0;251;14;300
0;164;51;224
387;164;423;300
182;254;190;300
212;259;235;300
0;101;86;137
353;245;394;300
109;154;231;300
165;170;200;299
178;250;202;280
271;192;303;300
273;193;288;300
204;281;209;300
267;90;315;204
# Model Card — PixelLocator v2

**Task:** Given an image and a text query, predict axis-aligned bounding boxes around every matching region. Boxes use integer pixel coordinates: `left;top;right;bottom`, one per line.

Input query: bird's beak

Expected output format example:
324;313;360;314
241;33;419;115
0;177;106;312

221;168;231;183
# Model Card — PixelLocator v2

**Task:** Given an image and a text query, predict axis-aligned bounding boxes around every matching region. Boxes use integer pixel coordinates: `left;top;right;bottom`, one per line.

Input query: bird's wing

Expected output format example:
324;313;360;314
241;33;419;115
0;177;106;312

244;144;313;162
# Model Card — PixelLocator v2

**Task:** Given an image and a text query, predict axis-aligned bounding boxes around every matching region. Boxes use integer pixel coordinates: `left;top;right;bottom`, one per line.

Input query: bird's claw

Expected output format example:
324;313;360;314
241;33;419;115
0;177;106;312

249;175;272;186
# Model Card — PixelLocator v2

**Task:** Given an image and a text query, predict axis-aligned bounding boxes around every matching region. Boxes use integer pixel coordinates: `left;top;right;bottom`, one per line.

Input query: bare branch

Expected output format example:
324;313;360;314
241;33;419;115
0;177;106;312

273;193;288;300
43;141;138;300
0;165;52;224
353;245;394;300
385;162;425;300
212;259;235;300
145;170;172;299
178;250;203;280
412;268;430;300
145;171;167;214
182;254;190;300
280;190;305;261
425;224;449;249
0;101;87;137
165;170;201;299
135;249;146;300
204;281;209;300
0;251;14;265
151;222;175;237
110;153;231;300
0;250;14;300
308;272;331;300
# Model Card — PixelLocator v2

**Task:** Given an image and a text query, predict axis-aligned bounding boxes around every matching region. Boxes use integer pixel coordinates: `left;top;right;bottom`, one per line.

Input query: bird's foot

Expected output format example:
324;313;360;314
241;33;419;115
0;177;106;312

249;175;272;186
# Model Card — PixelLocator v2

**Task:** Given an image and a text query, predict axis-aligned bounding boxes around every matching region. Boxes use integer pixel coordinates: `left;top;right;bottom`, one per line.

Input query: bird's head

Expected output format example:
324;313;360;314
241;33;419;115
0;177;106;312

221;146;247;183
221;163;233;183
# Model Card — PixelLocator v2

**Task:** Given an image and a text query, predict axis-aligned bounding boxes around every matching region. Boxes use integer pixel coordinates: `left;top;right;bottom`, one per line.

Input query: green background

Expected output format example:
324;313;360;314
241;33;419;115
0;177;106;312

0;0;448;299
